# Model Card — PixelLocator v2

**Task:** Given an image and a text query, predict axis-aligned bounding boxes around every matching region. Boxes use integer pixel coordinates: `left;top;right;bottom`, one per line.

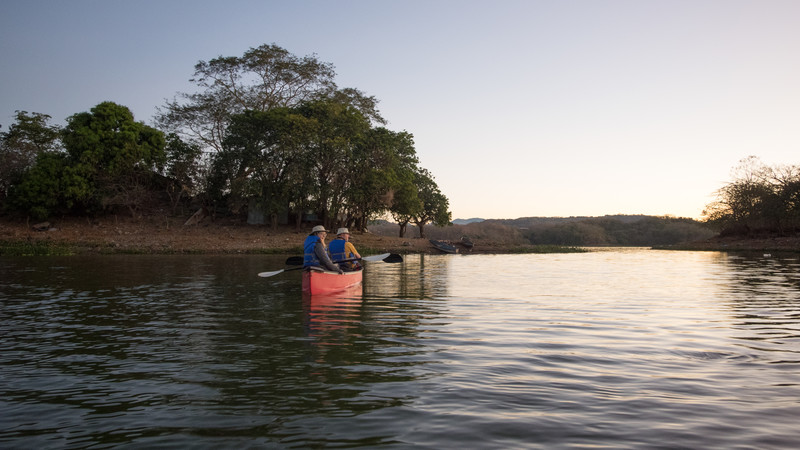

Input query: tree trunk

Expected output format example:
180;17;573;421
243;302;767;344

294;211;303;231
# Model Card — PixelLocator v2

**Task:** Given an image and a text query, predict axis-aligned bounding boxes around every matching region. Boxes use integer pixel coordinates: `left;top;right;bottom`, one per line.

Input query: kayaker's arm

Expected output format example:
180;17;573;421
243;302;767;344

315;242;343;273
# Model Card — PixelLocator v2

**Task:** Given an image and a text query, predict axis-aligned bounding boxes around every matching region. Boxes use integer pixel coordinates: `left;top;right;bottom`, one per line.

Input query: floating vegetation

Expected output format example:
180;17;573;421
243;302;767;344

0;240;75;256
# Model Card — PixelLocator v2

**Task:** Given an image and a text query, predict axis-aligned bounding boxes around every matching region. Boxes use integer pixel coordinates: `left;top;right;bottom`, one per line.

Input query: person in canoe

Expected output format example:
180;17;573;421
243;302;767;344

303;225;343;274
328;228;362;271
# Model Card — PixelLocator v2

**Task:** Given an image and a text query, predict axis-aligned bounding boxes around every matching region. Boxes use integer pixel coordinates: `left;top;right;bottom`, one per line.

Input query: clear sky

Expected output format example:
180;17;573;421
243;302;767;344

2;1;799;220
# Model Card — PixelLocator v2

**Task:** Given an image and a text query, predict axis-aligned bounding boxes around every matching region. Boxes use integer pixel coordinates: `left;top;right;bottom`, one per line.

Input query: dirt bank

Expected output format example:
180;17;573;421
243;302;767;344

4;216;797;255
0;216;502;255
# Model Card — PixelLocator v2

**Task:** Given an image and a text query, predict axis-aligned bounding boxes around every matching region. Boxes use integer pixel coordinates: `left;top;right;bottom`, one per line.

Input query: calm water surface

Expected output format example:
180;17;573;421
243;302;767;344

1;249;799;448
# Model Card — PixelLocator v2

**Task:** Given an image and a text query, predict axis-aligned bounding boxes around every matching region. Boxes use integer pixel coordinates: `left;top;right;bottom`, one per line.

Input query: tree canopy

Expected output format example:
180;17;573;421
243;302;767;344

211;97;427;231
156;43;384;154
2;44;451;235
7;102;166;219
0;111;61;201
155;44;448;232
703;156;800;235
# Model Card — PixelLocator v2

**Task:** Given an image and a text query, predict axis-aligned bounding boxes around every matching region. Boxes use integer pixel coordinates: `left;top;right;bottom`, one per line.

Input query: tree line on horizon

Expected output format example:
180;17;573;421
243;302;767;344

370;214;715;247
443;155;800;245
702;156;800;237
514;216;714;246
0;44;451;237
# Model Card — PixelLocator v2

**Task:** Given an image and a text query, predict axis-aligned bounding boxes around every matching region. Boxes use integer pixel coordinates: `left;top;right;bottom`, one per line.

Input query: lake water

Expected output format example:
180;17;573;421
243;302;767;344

1;249;799;449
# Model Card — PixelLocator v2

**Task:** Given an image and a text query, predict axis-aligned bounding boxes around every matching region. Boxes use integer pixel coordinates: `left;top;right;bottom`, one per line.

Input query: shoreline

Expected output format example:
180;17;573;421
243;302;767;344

2;216;798;256
655;235;800;253
0;216;554;256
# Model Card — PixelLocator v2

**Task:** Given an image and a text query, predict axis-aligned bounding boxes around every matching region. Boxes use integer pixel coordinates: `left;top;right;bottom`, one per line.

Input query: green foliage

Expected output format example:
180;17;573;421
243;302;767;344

390;174;423;237
59;102;166;214
155;43;421;231
0;111;62;203
214;95;445;233
215;107;308;219
7;152;69;220
155;44;452;233
411;168;452;238
347;128;418;231
163;133;203;212
294;98;372;227
4;45;453;232
7;102;166;219
156;43;345;153
63;102;165;174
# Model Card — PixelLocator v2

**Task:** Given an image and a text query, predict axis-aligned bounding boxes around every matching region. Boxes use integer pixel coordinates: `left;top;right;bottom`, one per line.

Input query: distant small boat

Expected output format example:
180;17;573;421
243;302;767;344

430;239;458;254
459;235;474;250
302;268;363;295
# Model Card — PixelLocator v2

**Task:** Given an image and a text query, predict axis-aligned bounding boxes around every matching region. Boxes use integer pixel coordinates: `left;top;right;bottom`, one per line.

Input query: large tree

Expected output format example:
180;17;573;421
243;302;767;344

215;98;421;231
412;168;452;238
295;98;373;229
47;101;165;216
7;152;69;220
0;111;62;202
163;133;203;214
345;128;419;231
215;107;311;226
156;44;383;155
390;178;422;238
703;156;800;234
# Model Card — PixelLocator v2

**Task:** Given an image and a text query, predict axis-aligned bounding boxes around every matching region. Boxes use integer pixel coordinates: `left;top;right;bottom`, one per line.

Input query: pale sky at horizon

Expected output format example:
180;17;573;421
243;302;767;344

2;1;799;221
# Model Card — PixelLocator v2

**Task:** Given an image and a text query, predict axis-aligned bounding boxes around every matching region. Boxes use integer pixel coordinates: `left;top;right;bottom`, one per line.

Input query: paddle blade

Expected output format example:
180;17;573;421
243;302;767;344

257;269;285;278
383;253;404;263
360;253;390;262
358;252;403;263
285;256;304;266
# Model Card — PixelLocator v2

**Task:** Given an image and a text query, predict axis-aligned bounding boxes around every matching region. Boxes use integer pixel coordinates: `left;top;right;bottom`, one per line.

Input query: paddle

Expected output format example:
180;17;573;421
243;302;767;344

258;253;403;278
284;252;402;266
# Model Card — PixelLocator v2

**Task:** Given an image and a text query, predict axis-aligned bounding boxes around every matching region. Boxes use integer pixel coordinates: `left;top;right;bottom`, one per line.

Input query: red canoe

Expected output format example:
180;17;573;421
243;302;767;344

302;268;363;295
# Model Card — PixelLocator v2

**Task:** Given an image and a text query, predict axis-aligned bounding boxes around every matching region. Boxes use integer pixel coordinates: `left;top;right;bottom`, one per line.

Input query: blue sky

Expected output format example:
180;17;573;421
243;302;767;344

2;1;799;220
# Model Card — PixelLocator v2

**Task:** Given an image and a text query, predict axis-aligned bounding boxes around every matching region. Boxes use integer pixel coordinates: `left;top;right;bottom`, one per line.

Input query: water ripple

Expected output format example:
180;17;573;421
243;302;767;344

2;252;800;448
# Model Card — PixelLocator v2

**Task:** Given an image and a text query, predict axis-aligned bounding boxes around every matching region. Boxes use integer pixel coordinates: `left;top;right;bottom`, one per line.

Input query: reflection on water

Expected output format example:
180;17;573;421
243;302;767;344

364;253;451;299
1;250;800;448
304;285;364;341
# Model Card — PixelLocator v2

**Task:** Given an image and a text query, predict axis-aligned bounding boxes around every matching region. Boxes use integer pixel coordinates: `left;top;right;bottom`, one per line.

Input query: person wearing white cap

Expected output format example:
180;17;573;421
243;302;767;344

328;227;362;271
302;225;342;273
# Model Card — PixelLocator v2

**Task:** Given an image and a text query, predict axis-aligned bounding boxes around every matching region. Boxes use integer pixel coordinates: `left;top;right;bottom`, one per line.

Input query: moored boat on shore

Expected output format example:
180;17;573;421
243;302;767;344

430;239;458;254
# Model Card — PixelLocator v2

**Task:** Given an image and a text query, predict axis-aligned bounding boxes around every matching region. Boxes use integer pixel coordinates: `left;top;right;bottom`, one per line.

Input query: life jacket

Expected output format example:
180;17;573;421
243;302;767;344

303;234;322;267
328;238;350;263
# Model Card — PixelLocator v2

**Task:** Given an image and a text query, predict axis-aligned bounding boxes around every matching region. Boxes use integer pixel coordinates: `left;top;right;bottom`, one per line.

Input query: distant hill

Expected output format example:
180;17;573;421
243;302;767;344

487;215;714;246
452;218;485;225
371;214;713;247
486;214;656;228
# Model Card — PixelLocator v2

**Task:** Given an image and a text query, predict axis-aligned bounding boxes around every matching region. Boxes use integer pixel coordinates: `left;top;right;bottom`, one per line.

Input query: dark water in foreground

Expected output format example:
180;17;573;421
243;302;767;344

1;249;799;449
